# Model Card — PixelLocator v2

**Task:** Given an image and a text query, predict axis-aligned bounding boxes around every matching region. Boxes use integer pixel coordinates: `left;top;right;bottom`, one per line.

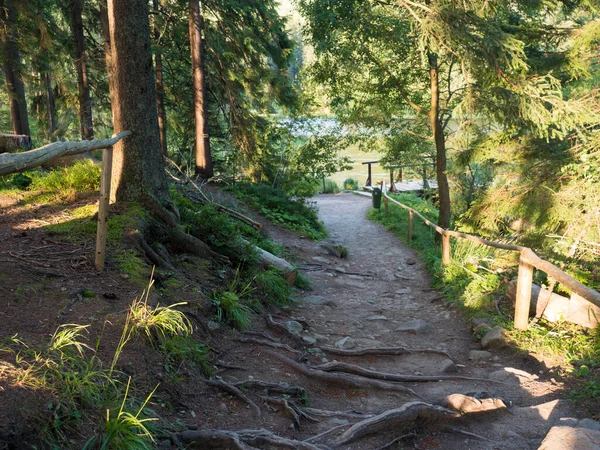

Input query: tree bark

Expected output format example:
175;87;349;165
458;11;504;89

69;0;94;140
153;0;168;157
107;0;173;213
44;72;57;141
189;0;213;178
0;0;30;137
428;52;451;230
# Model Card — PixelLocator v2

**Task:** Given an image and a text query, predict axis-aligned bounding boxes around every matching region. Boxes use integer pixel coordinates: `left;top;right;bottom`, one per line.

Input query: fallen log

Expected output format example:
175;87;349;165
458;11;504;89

248;241;297;286
0;133;31;153
506;281;600;328
0;131;131;176
331;402;460;447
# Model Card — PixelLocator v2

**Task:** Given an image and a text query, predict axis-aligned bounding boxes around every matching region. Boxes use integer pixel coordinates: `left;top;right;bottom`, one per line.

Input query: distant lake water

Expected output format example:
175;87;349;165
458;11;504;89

280;118;403;187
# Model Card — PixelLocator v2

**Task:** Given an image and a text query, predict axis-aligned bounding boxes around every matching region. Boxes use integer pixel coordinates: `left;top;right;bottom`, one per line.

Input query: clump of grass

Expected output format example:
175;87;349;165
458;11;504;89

129;298;192;343
295;272;312;290
49;324;92;355
159;336;212;376
254;269;291;306
25;160;101;203
94;378;158;450
213;291;253;330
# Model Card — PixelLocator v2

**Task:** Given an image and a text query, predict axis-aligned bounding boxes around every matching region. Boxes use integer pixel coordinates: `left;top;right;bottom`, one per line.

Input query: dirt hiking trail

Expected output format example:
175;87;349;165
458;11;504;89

205;192;596;450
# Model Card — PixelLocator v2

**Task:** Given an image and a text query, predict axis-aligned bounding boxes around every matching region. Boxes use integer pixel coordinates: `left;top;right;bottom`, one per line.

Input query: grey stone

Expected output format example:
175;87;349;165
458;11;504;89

439;359;458;373
285;320;303;334
481;326;508;348
395;319;433;334
335;336;355;350
312;256;331;265
301;295;338;307
471;317;493;329
538;426;600;450
406;258;417;265
366;315;388;321
488;367;537;382
313;334;327;343
577;419;600;432
302;336;317;345
468;350;493;362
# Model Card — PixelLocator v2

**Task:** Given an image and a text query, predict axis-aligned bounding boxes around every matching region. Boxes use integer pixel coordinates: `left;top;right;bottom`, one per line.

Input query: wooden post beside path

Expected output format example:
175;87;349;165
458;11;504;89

407;210;414;244
442;231;451;266
514;252;534;330
95;145;114;271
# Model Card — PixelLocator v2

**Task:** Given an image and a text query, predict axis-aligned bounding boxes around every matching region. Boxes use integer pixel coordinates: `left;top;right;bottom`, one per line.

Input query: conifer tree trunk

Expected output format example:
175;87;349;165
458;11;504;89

189;0;213;178
107;0;173;211
0;0;30;136
44;72;57;141
69;0;94;140
153;0;168;157
428;52;451;230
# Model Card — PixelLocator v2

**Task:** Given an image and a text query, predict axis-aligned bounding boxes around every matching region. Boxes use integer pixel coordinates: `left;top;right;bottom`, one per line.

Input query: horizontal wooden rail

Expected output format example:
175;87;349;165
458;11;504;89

367;183;600;329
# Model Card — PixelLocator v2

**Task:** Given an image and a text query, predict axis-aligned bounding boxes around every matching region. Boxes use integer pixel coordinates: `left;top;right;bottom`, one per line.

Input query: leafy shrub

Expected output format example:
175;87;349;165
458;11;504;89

228;182;327;240
343;178;359;190
321;178;340;193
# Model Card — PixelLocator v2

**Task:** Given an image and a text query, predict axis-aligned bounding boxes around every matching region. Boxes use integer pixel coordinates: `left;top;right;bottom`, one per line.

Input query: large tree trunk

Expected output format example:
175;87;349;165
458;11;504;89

153;0;168;157
69;0;94;140
428;52;451;230
0;0;30;137
189;0;213;178
107;0;173;213
44;72;57;141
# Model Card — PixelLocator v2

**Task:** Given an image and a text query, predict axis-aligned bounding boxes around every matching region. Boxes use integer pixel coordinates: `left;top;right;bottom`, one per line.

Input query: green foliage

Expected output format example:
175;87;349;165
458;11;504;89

343;178;359;191
113;251;149;286
253;269;291;307
159;336;212;377
294;272;312;290
99;379;158;450
229;182;327;240
321;178;340;194
213;290;252;330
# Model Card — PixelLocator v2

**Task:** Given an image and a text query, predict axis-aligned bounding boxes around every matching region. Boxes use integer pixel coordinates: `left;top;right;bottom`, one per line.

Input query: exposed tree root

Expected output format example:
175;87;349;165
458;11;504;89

314;361;504;384
300;407;375;420
179;429;331;450
265;316;304;346
168;227;229;264
318;345;453;360
214;361;246;372
304;424;350;444
243;330;278;342
236;336;303;358
331;402;460;447
136;233;177;272
444;393;507;413
233;379;306;398
373;432;416;450
201;378;262;418
266;351;426;400
263;397;301;429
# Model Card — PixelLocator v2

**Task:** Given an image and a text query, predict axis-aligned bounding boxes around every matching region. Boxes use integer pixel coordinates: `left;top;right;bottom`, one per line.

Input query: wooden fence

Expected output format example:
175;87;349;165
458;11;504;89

373;182;600;330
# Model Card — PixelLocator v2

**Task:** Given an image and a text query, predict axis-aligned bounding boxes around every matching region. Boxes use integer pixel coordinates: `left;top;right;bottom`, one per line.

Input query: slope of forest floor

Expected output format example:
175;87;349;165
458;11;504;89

0;187;598;449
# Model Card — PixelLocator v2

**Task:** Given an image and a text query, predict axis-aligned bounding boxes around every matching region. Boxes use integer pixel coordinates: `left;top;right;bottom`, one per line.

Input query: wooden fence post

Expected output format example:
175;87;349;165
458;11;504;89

442;231;451;266
407;210;414;243
95;145;113;271
514;252;534;330
384;194;389;215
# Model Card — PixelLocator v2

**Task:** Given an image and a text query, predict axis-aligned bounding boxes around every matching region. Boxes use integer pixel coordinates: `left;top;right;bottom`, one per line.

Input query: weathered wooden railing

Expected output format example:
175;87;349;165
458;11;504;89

0;131;131;271
373;182;600;330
